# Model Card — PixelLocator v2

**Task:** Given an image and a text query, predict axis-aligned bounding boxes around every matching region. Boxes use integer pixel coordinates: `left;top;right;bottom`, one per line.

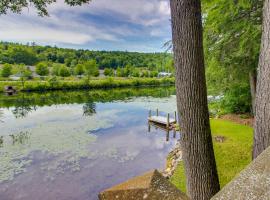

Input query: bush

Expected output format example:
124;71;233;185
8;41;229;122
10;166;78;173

221;83;251;114
104;68;114;76
59;66;71;77
1;63;12;77
36;62;49;76
75;64;85;76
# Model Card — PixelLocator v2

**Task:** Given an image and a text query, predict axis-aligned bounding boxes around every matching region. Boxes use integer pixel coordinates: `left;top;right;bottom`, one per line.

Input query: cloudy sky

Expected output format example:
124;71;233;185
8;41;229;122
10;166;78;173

0;0;172;52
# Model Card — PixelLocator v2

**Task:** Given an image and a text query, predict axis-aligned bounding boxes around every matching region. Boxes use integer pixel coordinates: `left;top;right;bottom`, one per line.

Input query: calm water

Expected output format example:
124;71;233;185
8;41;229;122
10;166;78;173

0;86;179;200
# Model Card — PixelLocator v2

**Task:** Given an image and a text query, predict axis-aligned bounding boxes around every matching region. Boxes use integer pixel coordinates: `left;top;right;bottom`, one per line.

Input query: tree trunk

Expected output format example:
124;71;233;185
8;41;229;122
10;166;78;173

253;0;270;159
249;70;257;115
170;0;220;199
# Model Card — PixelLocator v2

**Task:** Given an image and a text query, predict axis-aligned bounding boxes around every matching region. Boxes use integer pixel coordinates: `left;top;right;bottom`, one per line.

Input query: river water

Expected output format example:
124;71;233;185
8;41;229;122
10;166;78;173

0;86;179;200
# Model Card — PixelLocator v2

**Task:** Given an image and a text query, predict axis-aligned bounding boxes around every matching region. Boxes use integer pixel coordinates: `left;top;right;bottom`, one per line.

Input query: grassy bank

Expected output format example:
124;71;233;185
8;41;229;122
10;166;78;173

0;77;175;92
170;119;253;192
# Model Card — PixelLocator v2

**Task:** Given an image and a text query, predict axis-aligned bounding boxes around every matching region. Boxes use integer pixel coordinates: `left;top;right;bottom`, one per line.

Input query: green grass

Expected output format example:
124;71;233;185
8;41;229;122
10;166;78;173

170;119;253;192
0;77;175;92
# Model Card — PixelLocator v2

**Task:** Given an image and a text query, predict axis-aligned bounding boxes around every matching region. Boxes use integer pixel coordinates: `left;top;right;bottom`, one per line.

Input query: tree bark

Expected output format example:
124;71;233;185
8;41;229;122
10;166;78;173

253;0;270;159
170;0;220;199
249;70;257;115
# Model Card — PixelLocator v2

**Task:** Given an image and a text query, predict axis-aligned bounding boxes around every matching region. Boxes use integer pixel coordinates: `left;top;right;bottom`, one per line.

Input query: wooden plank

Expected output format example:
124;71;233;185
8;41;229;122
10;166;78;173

148;116;176;125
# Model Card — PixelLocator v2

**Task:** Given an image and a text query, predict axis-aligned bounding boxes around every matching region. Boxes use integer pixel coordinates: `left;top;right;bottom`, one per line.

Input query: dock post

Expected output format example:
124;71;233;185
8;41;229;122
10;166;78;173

156;109;159;116
167;113;170;129
174;111;177;122
149;110;151;118
166;129;169;142
173;129;176;138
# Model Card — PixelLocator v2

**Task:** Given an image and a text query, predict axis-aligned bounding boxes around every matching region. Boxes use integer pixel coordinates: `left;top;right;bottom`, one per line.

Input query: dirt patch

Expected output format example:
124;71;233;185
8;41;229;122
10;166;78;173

219;114;254;127
214;135;226;143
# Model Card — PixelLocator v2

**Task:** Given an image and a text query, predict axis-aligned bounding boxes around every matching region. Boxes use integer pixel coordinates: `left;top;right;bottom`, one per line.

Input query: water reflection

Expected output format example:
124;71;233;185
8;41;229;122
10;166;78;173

0;136;3;147
11;95;37;118
0;87;176;119
10;132;30;146
0;109;3;122
0;86;178;200
12;105;36;119
148;122;178;142
83;102;96;116
0;132;30;147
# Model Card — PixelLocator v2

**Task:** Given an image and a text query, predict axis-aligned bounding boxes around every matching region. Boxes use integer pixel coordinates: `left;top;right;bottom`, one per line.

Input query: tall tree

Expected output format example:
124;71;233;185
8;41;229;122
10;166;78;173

18;64;32;89
170;0;220;199
253;0;270;159
204;0;263;115
84;60;99;81
36;62;49;76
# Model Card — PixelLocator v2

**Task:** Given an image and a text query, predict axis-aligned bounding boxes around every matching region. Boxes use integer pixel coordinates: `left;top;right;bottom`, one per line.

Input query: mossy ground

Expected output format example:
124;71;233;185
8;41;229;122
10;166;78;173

170;119;253;192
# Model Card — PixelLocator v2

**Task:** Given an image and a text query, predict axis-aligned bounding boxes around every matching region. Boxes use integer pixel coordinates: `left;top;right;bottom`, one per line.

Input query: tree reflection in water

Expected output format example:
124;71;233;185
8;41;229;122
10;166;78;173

0;87;176;119
83;102;96;117
10;131;31;145
0;131;30;148
0;136;3;148
0;109;3;122
12;95;37;119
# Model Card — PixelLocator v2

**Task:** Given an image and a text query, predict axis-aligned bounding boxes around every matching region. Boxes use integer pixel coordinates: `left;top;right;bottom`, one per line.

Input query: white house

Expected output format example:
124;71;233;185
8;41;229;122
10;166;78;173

158;72;172;77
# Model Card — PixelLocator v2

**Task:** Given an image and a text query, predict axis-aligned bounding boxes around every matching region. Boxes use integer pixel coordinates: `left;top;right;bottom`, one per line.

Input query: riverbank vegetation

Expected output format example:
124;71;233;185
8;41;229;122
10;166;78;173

170;119;253;192
0;77;174;92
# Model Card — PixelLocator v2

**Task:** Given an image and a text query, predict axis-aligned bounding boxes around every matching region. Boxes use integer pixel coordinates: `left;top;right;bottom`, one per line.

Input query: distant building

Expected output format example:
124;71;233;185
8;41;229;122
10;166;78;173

9;66;39;80
158;72;172;77
99;69;105;77
28;66;40;78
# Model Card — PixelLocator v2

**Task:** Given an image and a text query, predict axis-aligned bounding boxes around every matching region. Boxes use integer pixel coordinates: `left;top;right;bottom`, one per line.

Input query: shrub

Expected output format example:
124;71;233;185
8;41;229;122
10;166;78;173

104;68;114;76
36;62;49;76
75;64;85;76
1;63;12;77
59;66;71;77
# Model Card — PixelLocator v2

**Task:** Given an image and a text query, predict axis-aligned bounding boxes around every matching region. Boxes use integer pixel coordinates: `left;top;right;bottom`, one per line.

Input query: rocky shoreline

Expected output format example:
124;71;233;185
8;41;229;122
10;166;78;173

162;140;182;179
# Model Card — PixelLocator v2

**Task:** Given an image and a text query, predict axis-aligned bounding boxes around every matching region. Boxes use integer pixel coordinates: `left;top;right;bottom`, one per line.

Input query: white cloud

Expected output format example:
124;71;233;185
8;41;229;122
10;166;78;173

159;1;171;16
0;10;119;45
0;27;92;45
0;0;171;51
44;0;170;27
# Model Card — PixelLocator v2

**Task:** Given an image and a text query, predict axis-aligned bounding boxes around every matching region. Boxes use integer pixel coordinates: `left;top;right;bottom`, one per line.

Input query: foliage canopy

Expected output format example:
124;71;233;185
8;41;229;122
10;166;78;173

0;0;91;16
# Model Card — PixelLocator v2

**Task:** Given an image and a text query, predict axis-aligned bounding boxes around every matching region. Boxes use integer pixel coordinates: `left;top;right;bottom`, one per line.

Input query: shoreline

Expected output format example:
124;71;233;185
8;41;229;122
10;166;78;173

162;140;182;179
0;77;175;93
163;115;254;180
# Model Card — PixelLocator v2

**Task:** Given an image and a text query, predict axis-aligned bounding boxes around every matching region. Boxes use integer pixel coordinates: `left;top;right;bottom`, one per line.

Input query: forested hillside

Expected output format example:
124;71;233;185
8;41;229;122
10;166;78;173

0;42;173;71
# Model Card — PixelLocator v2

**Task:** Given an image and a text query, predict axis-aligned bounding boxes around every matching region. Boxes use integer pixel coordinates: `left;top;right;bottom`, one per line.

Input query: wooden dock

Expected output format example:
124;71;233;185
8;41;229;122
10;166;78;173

148;109;177;129
147;109;178;141
148;116;176;126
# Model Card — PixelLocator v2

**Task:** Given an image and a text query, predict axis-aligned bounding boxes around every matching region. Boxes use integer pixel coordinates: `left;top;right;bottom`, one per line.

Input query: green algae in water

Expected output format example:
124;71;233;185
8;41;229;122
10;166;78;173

0;108;120;183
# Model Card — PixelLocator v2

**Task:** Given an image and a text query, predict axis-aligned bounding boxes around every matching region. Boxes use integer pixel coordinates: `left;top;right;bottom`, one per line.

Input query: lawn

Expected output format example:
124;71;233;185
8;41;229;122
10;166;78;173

170;119;253;192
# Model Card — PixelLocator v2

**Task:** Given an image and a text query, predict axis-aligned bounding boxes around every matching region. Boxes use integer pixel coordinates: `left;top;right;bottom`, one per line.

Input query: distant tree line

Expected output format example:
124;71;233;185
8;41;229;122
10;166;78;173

0;42;174;74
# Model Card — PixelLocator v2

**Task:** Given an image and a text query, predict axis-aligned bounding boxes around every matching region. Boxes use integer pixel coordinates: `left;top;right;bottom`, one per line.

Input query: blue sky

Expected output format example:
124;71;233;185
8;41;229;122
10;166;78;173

0;0;172;52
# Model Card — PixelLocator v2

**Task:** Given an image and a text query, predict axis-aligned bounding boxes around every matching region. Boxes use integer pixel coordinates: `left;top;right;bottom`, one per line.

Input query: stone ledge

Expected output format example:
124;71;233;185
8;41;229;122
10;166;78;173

211;146;270;200
99;170;189;200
